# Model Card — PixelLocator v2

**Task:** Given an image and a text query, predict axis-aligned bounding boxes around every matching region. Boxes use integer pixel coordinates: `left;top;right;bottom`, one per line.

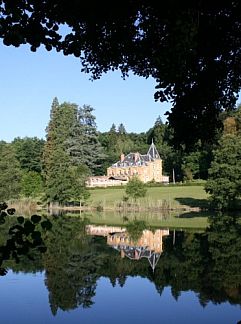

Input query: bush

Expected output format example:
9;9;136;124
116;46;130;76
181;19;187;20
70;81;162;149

125;177;147;201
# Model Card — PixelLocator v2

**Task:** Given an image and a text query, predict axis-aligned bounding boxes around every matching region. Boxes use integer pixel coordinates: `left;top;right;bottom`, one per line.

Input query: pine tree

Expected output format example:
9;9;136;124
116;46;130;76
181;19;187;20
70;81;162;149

109;123;117;133
154;115;164;127
147;116;166;145
43;99;89;204
118;123;126;134
68;105;105;174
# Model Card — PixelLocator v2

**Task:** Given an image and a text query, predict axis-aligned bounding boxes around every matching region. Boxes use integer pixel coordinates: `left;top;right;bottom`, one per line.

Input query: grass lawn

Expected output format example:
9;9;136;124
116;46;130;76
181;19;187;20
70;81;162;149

64;186;210;229
88;185;209;210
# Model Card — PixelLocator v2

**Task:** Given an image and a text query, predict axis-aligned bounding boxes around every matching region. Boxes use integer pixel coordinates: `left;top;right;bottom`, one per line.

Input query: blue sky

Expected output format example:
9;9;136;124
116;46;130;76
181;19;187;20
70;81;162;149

0;42;171;142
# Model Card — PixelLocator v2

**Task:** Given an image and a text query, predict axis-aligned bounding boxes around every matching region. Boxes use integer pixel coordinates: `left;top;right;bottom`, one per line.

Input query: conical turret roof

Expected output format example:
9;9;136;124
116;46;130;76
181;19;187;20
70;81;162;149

147;140;161;160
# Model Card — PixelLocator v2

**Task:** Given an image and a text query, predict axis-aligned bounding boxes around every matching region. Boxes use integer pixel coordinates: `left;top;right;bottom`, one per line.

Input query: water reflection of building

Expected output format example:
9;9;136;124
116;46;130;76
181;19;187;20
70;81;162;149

86;225;169;271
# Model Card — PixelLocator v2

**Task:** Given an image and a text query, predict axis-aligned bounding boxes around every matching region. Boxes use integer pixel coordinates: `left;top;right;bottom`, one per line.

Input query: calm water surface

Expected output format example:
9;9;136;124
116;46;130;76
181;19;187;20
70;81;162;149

0;215;240;323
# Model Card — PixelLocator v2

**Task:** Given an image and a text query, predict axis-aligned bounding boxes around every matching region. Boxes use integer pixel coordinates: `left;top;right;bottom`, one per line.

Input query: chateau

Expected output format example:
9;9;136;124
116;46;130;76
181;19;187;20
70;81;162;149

86;141;169;187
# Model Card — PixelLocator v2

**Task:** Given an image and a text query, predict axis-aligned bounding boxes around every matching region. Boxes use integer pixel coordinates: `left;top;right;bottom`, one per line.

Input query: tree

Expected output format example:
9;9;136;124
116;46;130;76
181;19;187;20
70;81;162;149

0;142;22;201
2;2;241;147
21;171;43;198
109;123;117;133
182;151;202;181
205;134;241;210
12;137;45;173
147;117;166;146
43;99;89;204
125;176;147;201
118;123;126;135
78;105;105;174
67;104;105;175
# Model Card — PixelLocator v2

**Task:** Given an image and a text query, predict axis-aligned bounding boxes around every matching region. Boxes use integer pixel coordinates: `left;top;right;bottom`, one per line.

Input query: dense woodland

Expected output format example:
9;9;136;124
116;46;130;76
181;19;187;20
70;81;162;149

1;98;241;209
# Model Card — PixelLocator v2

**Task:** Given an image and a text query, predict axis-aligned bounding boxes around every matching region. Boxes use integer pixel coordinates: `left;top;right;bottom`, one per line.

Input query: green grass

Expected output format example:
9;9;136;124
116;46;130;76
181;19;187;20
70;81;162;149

87;185;209;210
81;185;210;229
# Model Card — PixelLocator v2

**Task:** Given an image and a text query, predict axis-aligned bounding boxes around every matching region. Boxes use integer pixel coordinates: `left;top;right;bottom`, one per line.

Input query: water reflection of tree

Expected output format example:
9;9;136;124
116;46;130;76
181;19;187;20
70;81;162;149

154;214;241;306
43;216;113;315
125;219;148;242
1;213;241;312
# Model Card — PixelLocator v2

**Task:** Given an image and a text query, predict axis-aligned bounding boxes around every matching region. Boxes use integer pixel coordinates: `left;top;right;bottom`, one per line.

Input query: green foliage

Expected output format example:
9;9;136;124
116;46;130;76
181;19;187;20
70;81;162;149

42;216;103;313
147;116;165;146
0;142;22;201
73;104;105;174
126;219;147;242
181;144;213;181
117;123;126;135
12;137;45;173
21;171;43;197
125;177;147;201
205;135;241;210
43;99;90;204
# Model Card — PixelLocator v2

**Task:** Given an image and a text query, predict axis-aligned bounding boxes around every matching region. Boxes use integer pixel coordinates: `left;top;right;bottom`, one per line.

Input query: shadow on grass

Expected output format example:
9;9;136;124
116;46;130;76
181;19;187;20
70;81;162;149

175;197;209;209
176;210;213;219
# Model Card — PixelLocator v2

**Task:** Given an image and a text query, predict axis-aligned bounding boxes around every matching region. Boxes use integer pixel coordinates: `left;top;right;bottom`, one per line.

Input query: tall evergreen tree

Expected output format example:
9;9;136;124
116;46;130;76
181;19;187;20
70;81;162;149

147;116;166;146
43;99;89;204
68;105;105;174
118;123;126;134
109;123;117;133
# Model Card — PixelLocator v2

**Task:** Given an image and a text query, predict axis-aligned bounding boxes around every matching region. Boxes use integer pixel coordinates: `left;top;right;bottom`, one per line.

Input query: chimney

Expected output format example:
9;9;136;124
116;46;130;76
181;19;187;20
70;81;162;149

134;153;139;162
121;153;125;162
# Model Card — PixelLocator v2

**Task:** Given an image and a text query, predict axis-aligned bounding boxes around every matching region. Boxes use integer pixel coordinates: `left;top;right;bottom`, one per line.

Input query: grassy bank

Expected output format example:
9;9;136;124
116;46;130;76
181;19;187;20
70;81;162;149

79;210;209;229
87;185;209;211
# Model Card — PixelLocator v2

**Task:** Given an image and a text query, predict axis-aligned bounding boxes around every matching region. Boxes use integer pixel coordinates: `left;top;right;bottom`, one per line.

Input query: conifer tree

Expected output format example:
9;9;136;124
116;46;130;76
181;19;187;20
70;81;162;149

67;105;105;174
43;99;89;204
110;123;116;133
118;123;126;135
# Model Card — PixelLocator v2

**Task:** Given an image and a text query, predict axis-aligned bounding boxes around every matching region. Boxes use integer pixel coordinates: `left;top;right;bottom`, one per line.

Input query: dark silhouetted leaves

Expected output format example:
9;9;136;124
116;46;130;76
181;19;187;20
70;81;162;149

41;220;52;230
23;220;35;235
7;208;15;215
31;215;42;224
0;202;8;211
0;203;51;276
17;216;24;224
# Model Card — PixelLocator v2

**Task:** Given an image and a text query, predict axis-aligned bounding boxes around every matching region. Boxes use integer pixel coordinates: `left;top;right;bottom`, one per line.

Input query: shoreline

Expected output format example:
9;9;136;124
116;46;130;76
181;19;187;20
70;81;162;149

44;205;203;213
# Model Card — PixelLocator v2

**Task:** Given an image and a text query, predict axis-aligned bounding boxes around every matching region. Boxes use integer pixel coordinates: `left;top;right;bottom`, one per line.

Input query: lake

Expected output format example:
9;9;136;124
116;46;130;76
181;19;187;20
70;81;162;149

0;214;240;323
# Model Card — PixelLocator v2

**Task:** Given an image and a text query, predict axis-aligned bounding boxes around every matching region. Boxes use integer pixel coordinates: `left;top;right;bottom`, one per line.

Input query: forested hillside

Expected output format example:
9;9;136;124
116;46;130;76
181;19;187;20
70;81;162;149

1;98;241;210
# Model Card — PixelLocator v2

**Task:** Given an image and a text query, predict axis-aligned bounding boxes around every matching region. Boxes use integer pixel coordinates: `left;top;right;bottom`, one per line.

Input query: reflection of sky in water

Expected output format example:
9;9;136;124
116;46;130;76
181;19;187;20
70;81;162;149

0;271;240;324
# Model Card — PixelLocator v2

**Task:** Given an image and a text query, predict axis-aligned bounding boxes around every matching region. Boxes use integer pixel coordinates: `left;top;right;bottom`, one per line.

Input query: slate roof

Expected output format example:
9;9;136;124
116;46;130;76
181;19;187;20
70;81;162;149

112;141;161;168
147;141;161;160
113;245;161;271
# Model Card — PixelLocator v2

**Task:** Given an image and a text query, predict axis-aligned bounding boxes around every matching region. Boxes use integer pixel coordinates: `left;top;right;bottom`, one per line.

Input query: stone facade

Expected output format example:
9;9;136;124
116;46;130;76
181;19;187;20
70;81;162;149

85;175;128;188
107;142;169;183
107;228;170;254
